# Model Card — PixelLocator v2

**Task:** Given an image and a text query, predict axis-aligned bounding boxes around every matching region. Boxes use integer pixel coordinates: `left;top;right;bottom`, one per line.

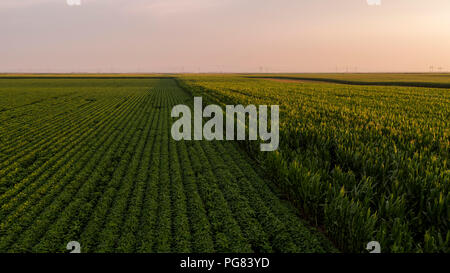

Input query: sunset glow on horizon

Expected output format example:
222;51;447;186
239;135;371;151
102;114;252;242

1;0;450;73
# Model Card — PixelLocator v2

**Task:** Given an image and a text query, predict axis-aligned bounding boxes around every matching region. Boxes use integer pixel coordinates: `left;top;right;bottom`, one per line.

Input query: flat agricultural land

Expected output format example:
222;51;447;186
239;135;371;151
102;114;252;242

0;74;448;253
0;77;333;253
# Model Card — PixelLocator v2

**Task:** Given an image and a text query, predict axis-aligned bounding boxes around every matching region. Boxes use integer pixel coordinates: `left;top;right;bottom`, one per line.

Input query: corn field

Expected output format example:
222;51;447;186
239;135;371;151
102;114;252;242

178;75;449;253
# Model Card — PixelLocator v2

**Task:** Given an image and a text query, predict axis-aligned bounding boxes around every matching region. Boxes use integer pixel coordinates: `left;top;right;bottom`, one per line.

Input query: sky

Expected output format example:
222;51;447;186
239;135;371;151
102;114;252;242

1;0;450;73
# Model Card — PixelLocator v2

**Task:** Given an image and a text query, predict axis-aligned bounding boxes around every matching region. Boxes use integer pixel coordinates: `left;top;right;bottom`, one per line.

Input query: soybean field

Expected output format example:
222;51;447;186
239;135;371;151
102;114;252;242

0;78;334;253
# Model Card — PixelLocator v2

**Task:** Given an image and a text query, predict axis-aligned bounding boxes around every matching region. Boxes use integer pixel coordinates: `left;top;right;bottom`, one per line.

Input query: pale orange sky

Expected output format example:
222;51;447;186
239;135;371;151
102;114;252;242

1;0;450;73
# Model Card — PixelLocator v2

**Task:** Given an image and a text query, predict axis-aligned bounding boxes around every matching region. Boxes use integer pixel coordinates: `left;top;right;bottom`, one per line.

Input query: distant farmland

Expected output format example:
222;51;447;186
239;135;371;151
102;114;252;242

246;73;450;88
0;74;448;253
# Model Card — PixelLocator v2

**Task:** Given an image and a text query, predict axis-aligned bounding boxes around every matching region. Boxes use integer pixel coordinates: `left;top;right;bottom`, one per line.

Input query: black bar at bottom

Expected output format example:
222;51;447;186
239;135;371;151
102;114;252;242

0;253;445;272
